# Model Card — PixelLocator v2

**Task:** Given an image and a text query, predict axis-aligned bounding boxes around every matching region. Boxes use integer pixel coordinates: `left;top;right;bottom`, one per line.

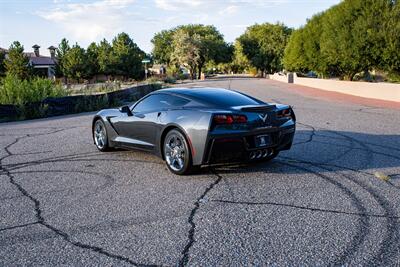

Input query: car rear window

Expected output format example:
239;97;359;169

189;89;262;107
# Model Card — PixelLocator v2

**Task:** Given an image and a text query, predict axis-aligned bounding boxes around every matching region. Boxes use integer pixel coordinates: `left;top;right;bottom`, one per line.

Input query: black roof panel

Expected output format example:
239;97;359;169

159;87;263;107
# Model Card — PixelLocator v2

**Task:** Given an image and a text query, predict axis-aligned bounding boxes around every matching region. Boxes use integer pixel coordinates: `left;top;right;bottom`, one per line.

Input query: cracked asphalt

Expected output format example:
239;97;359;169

1;78;400;266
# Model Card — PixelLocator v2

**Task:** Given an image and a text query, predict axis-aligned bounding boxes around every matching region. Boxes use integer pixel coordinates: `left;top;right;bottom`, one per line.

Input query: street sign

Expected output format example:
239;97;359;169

141;59;150;63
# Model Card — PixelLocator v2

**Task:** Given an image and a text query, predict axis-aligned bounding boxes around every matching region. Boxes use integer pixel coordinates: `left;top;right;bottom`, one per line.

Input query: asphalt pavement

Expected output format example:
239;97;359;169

1;78;399;266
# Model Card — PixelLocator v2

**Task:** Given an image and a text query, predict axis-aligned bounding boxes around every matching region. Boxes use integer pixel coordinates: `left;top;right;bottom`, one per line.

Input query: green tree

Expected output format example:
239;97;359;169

56;38;70;79
171;29;201;79
62;44;87;81
320;1;381;80
284;0;396;80
111;32;145;79
231;41;251;73
283;28;306;73
151;29;174;65
4;41;30;79
86;42;99;79
153;24;231;79
178;24;231;79
97;39;113;77
284;13;325;75
382;0;400;74
238;23;292;76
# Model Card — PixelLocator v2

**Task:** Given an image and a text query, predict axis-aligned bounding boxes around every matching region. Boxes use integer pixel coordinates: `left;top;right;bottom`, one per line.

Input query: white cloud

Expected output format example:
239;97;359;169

218;5;238;15
229;0;288;7
37;0;135;41
155;0;203;11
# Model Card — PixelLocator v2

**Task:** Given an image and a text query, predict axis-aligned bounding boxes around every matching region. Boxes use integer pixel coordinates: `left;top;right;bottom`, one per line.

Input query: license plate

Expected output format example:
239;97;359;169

255;135;270;147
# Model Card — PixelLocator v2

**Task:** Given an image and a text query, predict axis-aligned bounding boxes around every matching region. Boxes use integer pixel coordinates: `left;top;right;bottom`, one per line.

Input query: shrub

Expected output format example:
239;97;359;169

177;73;189;80
386;71;400;83
146;76;162;83
248;67;258;76
0;74;67;105
163;76;176;84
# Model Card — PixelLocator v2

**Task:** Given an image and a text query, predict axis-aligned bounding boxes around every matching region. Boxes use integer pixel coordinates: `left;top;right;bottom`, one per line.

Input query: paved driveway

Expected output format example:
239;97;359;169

1;78;399;266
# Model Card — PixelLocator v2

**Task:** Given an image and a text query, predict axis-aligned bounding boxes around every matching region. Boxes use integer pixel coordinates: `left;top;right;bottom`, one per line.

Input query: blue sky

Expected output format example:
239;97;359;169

0;0;340;55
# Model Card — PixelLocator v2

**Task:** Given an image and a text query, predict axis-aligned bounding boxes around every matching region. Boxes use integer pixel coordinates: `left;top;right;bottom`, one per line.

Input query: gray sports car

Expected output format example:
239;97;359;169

92;87;296;174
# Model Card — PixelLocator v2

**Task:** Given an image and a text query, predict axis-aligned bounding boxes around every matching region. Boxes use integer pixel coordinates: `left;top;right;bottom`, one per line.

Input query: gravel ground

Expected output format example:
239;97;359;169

1;78;399;266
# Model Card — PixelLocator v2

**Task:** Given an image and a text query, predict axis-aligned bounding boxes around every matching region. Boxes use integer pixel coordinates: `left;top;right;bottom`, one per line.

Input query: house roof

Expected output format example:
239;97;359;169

29;56;56;66
0;46;56;66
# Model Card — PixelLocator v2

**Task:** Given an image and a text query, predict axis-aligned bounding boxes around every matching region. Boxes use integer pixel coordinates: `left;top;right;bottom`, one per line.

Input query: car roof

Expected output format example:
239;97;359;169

156;87;264;107
157;87;243;99
159;86;228;94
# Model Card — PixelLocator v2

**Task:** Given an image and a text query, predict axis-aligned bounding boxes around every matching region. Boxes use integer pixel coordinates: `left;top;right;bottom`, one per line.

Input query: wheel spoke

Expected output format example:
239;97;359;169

172;158;178;168
177;158;184;169
165;144;173;152
170;137;175;148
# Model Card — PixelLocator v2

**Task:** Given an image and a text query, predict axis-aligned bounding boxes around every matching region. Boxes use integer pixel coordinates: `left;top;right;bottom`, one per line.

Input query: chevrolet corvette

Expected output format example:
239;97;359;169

92;87;296;174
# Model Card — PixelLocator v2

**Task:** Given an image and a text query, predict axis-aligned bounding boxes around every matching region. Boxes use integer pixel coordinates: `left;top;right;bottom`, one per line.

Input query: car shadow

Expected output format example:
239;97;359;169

210;129;400;176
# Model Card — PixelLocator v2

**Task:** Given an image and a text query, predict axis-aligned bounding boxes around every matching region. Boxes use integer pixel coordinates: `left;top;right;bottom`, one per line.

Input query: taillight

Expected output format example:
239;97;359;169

233;115;247;123
277;108;292;119
213;114;247;124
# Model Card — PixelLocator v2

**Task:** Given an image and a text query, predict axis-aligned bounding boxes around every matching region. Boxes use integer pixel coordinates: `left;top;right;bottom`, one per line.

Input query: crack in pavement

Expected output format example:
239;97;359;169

293;122;316;146
178;170;223;267
0;128;160;267
211;199;400;219
0;221;40;233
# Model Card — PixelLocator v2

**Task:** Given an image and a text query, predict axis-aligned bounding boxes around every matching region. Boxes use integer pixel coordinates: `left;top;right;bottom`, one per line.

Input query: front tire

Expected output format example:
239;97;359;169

163;129;192;175
93;119;110;152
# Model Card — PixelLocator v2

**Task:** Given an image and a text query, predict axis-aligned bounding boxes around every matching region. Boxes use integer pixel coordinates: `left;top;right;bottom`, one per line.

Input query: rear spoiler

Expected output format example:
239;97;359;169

240;105;277;112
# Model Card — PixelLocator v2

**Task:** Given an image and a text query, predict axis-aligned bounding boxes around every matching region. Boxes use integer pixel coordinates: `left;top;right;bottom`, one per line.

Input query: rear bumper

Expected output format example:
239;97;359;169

203;125;295;164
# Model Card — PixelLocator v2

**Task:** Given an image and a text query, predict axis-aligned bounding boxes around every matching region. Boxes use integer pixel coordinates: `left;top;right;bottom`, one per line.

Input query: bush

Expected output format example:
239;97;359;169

177;73;189;80
248;67;258;76
146;76;162;83
386;72;400;83
166;65;180;77
163;76;176;83
0;74;67;105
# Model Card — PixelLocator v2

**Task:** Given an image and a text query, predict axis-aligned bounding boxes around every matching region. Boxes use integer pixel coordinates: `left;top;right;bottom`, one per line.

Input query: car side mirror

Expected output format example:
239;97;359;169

119;105;132;116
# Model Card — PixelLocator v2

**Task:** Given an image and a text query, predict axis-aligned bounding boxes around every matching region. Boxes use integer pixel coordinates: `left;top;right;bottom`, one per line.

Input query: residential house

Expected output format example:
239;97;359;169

0;44;57;78
29;45;57;78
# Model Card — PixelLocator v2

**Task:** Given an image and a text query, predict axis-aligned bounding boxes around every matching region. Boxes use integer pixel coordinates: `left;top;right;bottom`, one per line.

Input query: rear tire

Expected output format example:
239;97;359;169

163;129;193;175
93;119;110;152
